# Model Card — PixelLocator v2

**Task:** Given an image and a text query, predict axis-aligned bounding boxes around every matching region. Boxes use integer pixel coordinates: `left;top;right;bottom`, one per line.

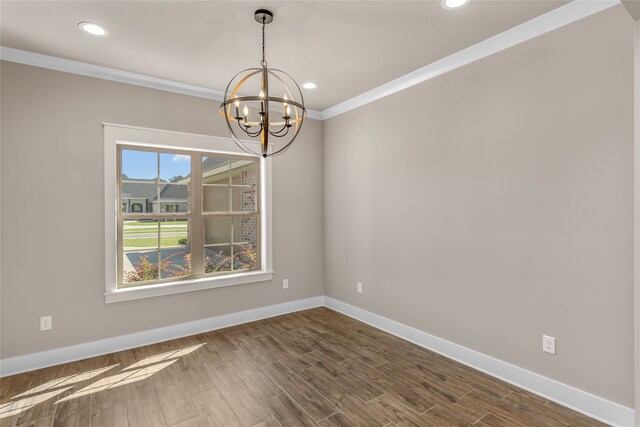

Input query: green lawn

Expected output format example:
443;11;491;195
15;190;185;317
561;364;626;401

123;237;187;248
124;220;188;226
123;227;187;234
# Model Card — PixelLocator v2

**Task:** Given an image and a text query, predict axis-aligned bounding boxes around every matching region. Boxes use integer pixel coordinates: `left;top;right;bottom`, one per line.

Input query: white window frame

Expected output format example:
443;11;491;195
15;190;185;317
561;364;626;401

104;123;273;303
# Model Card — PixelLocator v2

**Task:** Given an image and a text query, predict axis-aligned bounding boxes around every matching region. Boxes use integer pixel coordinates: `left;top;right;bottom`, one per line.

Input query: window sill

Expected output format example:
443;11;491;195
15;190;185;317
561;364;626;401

105;270;275;304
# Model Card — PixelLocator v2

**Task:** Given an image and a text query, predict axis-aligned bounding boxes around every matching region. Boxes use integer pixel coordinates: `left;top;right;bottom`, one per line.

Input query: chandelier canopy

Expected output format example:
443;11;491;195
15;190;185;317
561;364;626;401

220;9;306;158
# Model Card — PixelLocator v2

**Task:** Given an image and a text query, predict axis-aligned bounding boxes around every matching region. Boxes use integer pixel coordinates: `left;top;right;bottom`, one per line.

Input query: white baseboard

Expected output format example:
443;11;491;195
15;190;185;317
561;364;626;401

324;297;635;427
0;296;324;377
0;294;634;426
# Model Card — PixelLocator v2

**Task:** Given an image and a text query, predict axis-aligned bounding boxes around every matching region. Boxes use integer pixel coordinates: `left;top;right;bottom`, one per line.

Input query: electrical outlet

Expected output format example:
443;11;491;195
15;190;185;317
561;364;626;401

542;335;555;355
283;279;289;289
40;316;52;331
357;282;363;294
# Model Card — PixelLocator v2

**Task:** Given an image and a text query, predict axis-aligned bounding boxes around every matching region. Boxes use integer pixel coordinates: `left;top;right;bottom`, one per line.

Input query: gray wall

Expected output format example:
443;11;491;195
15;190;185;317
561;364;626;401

323;6;635;407
0;61;325;359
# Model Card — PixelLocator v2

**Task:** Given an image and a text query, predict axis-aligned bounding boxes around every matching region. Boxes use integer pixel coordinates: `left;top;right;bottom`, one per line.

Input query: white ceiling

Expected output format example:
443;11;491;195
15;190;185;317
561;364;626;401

1;1;571;110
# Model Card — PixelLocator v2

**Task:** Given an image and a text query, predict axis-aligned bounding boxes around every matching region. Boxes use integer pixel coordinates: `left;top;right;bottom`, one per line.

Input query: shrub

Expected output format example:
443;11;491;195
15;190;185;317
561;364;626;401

233;244;257;270
169;253;192;277
123;255;171;282
125;245;257;282
178;237;188;245
205;251;231;273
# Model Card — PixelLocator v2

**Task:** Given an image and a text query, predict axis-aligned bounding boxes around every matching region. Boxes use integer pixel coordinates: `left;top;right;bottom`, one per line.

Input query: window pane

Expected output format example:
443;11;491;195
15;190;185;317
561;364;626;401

231;159;256;185
233;216;258;271
123;219;159;283
231;187;256;212
123;219;159;249
204;217;231;246
205;245;232;273
122;149;157;181
159;184;190;213
159;218;191;279
121;182;157;213
202;157;230;185
204;217;232;274
160;152;190;183
231;159;256;212
232;216;257;245
203;186;230;212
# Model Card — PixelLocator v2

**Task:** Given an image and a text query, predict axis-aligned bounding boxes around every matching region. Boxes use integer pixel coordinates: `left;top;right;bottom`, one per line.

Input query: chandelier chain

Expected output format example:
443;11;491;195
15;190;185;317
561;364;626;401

261;17;267;66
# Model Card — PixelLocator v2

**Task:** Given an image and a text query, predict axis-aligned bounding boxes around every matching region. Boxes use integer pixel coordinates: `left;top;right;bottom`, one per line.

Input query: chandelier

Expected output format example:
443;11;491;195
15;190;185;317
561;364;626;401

220;9;306;158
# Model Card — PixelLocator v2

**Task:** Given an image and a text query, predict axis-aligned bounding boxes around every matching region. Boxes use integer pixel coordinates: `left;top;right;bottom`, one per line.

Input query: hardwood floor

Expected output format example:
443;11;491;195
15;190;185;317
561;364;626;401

0;307;607;427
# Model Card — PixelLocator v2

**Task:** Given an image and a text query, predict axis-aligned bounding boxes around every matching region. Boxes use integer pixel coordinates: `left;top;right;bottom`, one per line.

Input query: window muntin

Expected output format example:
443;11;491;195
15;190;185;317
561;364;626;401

117;145;259;288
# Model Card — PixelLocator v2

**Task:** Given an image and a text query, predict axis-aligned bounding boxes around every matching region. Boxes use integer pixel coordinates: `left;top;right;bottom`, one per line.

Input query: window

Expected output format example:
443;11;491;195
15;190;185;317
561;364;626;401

104;124;273;303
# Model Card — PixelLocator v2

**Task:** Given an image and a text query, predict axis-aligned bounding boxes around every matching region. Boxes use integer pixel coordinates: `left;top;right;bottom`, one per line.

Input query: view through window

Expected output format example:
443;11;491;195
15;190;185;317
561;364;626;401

118;146;259;287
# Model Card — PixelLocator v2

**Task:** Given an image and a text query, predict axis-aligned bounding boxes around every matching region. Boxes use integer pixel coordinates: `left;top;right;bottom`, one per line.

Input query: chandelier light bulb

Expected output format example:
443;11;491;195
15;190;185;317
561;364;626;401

243;105;249;116
259;90;265;98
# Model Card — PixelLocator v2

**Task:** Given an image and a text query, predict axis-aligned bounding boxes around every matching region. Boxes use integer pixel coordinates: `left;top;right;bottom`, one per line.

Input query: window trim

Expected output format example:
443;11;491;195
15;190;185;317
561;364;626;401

104;123;273;304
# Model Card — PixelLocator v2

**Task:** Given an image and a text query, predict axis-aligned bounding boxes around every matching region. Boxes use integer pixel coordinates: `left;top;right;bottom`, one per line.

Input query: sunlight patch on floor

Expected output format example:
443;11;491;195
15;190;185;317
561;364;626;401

0;342;206;419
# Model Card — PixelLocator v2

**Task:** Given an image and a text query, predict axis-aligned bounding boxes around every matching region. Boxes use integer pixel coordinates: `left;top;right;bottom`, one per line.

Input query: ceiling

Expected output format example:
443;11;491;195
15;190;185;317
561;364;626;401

1;1;576;111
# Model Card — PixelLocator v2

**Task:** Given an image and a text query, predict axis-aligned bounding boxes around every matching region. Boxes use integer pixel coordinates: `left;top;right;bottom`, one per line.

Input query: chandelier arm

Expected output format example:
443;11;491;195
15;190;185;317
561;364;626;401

253;122;265;137
243;126;264;138
268;109;306;157
269;126;290;138
235;119;264;138
269;128;288;137
268;122;289;135
241;129;260;138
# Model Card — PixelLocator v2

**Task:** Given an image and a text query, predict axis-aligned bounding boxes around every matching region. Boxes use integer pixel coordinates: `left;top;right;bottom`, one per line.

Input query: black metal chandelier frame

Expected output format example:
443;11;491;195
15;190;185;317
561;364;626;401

219;9;306;158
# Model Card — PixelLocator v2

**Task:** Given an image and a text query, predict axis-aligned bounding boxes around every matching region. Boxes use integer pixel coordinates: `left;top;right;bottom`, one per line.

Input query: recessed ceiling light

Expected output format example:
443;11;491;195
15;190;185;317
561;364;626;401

78;22;109;37
301;82;318;90
442;0;471;9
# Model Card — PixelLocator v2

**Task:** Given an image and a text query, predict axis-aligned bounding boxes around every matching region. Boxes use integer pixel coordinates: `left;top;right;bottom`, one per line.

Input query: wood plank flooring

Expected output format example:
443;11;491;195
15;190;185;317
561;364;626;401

0;307;608;427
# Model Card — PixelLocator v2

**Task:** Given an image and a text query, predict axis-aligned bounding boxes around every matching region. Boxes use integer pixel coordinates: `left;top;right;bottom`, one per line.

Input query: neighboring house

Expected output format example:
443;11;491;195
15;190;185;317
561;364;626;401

121;174;189;214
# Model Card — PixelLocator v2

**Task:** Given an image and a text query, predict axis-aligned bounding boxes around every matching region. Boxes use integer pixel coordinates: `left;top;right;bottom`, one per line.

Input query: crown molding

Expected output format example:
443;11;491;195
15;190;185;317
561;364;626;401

0;0;621;122
0;46;224;100
320;0;620;120
0;46;324;120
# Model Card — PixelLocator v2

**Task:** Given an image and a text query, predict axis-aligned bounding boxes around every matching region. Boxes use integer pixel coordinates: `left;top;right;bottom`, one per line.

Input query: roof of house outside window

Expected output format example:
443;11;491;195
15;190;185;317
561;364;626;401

122;177;189;201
